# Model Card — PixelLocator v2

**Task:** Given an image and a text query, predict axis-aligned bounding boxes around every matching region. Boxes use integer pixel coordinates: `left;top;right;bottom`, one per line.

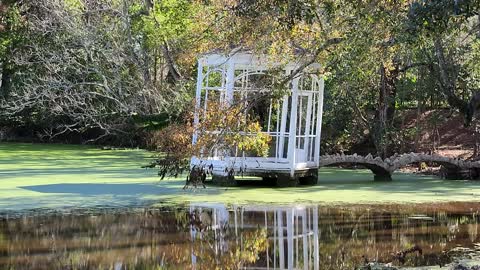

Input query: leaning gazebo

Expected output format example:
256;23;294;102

190;52;325;186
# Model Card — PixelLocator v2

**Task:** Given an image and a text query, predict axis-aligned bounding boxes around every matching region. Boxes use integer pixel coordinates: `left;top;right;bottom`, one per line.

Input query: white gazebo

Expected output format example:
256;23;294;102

191;52;325;186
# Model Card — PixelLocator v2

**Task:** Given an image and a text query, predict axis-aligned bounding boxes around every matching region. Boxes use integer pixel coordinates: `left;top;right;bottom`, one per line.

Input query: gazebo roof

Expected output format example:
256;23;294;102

198;51;320;71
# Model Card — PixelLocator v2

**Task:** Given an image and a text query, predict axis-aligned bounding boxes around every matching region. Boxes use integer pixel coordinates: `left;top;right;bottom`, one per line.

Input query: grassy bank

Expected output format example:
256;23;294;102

2;143;480;212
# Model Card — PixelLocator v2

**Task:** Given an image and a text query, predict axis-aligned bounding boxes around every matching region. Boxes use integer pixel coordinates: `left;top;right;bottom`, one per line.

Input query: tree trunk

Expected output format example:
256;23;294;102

433;38;469;116
144;0;153;10
162;41;182;84
376;65;388;158
386;61;399;123
373;63;399;158
153;47;158;86
0;61;12;98
414;100;423;152
139;0;153;88
473;121;480;159
477;14;480;39
142;45;152;87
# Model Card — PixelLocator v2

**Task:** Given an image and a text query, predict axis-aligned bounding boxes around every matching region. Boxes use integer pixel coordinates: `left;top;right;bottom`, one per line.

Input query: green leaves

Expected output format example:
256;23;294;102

0;3;24;59
130;0;194;48
407;0;480;36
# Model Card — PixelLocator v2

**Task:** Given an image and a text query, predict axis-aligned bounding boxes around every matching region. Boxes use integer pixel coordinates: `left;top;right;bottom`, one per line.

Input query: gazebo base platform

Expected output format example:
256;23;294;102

211;169;318;187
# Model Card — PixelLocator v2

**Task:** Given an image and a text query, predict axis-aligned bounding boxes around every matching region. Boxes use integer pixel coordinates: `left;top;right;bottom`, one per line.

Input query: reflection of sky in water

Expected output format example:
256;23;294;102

1;202;480;269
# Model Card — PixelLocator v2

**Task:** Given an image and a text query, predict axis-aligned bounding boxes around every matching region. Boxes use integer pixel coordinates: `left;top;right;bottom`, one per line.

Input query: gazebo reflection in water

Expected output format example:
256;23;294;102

189;203;320;269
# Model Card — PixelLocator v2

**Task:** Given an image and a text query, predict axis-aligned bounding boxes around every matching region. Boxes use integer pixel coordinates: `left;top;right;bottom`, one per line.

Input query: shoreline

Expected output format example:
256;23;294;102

3;200;480;219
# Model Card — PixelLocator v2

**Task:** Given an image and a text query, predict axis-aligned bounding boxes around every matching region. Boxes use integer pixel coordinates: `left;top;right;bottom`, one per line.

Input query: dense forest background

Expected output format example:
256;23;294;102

0;0;479;158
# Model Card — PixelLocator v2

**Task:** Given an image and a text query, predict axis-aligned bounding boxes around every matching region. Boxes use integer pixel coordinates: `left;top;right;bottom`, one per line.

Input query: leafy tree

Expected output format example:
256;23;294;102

1;0;480;159
0;1;26;98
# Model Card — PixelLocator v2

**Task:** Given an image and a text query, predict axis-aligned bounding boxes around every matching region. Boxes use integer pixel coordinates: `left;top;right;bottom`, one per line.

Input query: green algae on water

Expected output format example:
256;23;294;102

2;143;480;211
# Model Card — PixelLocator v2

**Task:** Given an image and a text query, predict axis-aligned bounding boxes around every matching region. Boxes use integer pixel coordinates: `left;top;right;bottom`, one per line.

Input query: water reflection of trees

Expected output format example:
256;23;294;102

0;203;479;269
181;203;480;269
317;204;480;269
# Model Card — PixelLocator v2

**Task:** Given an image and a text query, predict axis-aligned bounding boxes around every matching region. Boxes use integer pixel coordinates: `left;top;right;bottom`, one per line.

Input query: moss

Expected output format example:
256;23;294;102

2;142;480;212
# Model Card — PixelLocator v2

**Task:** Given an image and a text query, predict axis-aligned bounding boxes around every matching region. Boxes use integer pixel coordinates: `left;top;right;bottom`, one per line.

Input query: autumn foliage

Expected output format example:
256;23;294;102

148;101;271;179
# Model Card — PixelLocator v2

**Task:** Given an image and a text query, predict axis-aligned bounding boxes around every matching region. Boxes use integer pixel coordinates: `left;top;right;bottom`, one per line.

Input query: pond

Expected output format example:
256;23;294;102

2;143;480;210
3;143;480;269
2;202;480;270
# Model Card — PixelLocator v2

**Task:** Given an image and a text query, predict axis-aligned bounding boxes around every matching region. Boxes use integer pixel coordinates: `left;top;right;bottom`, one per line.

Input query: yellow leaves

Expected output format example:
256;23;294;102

162;225;268;269
149;122;194;159
64;0;84;11
236;124;271;157
194;101;272;158
152;100;271;160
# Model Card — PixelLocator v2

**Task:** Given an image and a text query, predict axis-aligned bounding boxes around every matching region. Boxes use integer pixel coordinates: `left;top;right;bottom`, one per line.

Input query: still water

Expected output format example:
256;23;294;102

2;202;480;270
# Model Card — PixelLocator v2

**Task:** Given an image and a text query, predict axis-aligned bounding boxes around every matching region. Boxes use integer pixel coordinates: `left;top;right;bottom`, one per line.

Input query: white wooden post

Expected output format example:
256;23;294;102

278;68;292;160
288;78;300;177
314;77;324;166
277;210;285;270
287;209;294;269
313;206;319;270
225;60;235;165
310;93;317;162
225;61;235;104
189;205;198;269
274;211;277;268
265;210;270;268
304;92;313;160
302;209;308;270
278;95;289;159
192;60;204;145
